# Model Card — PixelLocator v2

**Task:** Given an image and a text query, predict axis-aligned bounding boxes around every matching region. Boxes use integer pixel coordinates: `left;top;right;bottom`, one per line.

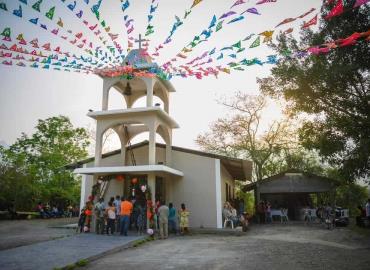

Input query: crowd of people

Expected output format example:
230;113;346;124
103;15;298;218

256;201;272;224
78;196;190;238
255;200;340;228
36;202;79;218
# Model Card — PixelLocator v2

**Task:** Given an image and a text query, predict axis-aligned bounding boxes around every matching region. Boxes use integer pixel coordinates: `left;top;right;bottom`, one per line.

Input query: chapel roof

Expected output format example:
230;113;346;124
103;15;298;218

242;169;340;193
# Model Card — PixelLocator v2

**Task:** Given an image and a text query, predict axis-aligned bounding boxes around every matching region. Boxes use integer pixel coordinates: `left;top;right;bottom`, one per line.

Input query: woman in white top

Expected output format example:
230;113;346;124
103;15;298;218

105;202;116;235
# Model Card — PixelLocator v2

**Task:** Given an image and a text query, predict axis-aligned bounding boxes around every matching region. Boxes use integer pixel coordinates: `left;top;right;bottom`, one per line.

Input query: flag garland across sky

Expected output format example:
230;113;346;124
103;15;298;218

0;0;369;79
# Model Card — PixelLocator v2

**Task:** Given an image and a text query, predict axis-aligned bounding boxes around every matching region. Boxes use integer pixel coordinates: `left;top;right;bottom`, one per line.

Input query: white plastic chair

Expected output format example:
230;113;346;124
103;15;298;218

281;208;289;223
223;217;234;229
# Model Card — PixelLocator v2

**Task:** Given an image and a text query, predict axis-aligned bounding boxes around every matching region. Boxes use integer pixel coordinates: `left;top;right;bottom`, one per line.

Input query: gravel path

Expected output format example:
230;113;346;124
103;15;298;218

84;223;370;270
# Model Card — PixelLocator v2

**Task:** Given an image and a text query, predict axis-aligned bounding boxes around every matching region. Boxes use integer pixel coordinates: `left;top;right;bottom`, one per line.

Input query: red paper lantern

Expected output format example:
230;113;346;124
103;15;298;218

116;175;124;181
131;178;138;184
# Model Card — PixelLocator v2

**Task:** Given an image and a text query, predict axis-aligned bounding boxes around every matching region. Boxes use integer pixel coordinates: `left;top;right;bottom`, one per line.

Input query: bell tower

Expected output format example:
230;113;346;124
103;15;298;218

75;43;183;206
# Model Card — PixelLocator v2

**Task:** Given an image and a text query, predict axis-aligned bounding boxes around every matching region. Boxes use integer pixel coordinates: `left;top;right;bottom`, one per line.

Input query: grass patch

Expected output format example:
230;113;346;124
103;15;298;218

75;259;88;267
132;237;153;248
64;264;76;270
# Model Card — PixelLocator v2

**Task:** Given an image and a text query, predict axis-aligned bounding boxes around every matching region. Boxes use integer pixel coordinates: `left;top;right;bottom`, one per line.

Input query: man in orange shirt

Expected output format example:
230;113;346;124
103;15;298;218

120;197;133;236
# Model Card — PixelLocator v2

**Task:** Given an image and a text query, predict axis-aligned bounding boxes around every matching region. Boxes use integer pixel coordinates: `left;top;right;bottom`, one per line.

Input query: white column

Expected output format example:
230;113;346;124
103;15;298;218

116;126;127;166
145;78;154;107
164;101;169;114
79;165;88;211
165;129;172;166
215;159;222;229
95;124;103;166
147;172;156;229
121;140;127;166
148;173;156;203
148;121;156;165
102;80;110;111
164;91;169;113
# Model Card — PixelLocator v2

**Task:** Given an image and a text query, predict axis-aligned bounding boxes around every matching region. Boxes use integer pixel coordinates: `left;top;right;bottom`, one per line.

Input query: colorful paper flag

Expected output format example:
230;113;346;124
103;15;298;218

1;27;10;38
219;11;236;20
230;0;246;9
249;36;260;48
216;21;223;32
227;16;244;24
29;18;39;25
45;6;55;20
276;18;296;27
256;0;277;4
208;15;217;29
354;0;370;8
302;15;318;28
57;18;64;27
0;3;8;11
191;0;203;9
13;6;22;17
241;8;261;15
259;30;274;42
232;41;242;49
297;8;316;19
184;10;191;19
243;34;255;41
325;0;343;19
122;0;130;13
32;0;42;12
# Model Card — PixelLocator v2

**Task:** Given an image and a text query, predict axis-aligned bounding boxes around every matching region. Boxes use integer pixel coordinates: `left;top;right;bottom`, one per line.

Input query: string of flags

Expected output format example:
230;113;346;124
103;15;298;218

80;0;123;59
152;0;205;59
0;27;103;66
163;29;370;80
144;0;159;38
0;0;368;80
166;6;320;72
0;0;117;66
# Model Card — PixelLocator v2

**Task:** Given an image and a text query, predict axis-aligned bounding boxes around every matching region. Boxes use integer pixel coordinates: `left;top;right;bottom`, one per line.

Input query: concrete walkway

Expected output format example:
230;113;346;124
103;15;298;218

0;233;145;270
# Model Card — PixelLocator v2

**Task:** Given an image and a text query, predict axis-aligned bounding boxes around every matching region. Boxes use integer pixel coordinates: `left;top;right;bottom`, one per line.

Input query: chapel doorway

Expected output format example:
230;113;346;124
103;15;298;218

122;175;166;203
155;177;166;203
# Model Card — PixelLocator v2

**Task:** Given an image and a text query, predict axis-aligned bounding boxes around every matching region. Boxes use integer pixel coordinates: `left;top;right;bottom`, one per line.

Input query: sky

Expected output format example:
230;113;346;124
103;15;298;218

0;0;323;152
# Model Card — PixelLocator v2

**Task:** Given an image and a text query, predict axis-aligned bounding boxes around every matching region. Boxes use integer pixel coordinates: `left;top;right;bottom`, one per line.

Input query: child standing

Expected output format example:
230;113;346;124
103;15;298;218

179;203;190;235
77;208;86;233
105;202;116;235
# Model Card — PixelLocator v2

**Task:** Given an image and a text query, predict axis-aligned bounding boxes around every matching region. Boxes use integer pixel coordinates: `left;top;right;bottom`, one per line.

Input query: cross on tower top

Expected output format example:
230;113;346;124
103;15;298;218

134;34;149;50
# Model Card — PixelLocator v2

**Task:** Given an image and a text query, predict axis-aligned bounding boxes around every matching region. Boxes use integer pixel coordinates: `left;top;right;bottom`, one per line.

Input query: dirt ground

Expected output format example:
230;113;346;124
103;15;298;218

84;223;370;270
0;217;77;251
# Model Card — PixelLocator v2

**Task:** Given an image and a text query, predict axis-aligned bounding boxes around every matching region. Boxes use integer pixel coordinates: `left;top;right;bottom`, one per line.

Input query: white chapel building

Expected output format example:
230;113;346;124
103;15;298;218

72;47;252;229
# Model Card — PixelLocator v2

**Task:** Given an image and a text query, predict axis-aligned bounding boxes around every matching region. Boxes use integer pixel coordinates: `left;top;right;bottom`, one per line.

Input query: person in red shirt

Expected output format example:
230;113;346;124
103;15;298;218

120;197;133;236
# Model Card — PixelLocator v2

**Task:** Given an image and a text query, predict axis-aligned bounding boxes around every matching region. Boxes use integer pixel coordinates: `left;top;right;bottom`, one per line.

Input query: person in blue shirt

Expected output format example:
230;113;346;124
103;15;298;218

168;203;177;234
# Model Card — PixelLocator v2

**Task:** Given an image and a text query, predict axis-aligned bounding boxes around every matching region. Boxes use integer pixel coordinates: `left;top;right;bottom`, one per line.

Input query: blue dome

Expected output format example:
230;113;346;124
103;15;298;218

124;49;152;67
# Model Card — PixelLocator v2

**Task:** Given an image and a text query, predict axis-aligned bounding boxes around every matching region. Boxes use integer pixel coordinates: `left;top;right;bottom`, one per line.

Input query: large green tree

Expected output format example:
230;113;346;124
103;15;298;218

0;116;90;210
258;1;370;180
196;93;298;182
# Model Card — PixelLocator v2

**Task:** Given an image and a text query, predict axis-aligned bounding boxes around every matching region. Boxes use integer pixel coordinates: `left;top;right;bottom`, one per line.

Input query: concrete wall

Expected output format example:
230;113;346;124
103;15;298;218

170;149;218;228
